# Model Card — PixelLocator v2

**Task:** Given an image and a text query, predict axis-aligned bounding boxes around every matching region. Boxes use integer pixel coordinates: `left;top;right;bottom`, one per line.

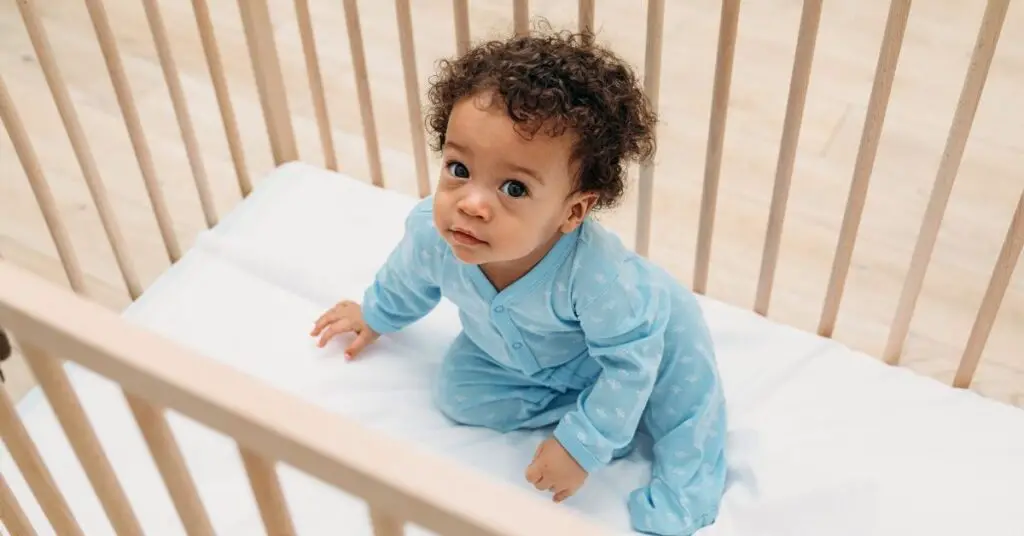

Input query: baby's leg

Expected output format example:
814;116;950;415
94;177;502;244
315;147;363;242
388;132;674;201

434;333;578;433
627;341;728;536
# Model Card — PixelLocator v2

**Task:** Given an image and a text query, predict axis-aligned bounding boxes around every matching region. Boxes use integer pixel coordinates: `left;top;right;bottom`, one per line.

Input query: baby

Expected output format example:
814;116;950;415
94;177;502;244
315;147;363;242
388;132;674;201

311;29;727;536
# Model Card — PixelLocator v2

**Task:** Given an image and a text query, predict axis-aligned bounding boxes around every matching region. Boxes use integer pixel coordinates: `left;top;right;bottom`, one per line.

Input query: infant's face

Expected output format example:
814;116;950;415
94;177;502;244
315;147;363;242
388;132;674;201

432;91;595;270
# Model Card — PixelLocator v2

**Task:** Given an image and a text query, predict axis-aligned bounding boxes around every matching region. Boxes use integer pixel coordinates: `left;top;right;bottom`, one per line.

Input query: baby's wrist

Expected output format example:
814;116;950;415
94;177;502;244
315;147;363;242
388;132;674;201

553;419;605;474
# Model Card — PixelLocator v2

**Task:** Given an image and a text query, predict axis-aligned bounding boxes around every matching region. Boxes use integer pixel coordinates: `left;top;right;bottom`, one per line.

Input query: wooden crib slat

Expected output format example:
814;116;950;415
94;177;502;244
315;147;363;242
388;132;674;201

370;509;405;536
953;189;1024;388
0;385;83;536
125;395;215;536
633;0;665;257
343;0;385;188
578;0;595;34
0;468;38;536
818;0;912;337
693;0;740;294
883;0;1010;364
754;0;823;315
141;0;218;229
0;75;88;297
514;0;529;35
20;343;144;536
240;448;297;536
395;0;432;198
295;0;339;171
14;0;143;300
191;0;252;196
237;0;299;166
82;0;182;263
453;0;471;56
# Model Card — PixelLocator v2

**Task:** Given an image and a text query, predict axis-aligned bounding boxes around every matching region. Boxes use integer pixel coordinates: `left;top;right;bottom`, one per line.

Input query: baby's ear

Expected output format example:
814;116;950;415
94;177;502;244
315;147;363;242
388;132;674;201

562;192;600;232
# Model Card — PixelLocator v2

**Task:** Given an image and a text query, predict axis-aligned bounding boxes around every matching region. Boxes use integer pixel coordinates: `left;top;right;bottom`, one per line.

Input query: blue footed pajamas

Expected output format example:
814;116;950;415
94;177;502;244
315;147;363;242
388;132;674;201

361;198;728;536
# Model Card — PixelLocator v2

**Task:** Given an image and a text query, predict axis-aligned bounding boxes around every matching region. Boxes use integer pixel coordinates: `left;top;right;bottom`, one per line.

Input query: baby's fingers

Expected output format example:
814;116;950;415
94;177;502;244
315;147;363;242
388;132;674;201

311;310;340;336
345;329;376;359
317;318;354;347
526;464;554;492
525;462;543;486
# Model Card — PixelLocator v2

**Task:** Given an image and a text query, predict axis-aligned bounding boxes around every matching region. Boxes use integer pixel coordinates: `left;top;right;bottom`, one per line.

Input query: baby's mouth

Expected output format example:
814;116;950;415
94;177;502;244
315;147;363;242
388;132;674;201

450;227;486;246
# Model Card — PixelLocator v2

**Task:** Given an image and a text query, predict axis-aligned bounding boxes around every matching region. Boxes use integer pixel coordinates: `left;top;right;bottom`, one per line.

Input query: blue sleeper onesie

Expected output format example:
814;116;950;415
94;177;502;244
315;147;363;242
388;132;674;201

362;198;727;536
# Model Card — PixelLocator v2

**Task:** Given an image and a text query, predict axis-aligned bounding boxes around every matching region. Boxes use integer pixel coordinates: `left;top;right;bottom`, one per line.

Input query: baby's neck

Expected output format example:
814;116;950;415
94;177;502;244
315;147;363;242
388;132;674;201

480;231;564;291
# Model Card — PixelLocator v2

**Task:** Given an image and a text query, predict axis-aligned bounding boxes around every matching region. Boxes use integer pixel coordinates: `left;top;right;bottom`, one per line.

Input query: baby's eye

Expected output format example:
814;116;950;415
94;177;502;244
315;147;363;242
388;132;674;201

500;180;528;198
446;161;469;179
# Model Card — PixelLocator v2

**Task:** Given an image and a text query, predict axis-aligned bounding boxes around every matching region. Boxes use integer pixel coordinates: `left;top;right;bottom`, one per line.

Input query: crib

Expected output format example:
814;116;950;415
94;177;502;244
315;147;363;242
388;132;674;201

1;0;1023;534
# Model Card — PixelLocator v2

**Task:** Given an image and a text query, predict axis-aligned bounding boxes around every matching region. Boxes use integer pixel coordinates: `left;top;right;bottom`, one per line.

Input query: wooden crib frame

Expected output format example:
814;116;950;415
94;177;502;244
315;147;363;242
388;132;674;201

0;0;1021;534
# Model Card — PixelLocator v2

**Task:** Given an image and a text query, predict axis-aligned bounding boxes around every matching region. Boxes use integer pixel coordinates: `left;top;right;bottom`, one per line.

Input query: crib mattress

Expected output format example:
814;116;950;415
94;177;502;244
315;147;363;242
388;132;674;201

3;161;1024;536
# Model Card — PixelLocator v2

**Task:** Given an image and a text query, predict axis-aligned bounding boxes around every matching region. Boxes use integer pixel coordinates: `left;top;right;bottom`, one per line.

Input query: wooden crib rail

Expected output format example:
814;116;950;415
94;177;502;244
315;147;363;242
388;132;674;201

0;261;609;536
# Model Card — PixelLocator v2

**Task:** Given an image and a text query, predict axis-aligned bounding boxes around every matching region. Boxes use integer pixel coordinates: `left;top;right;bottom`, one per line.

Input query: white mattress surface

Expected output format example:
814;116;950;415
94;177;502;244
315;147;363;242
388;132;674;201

3;161;1024;535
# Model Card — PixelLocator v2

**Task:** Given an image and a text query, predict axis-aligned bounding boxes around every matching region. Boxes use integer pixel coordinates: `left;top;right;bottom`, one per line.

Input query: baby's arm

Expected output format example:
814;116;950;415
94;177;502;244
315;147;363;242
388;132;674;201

552;263;669;474
361;200;445;334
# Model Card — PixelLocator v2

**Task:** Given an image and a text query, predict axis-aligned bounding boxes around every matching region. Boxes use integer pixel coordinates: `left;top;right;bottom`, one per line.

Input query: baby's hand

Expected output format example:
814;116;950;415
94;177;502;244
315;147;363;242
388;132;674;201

525;437;588;503
311;300;380;359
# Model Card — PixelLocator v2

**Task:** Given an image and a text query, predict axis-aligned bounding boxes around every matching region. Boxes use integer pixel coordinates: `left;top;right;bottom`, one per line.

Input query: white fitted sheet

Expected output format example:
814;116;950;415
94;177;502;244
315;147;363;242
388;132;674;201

3;161;1024;535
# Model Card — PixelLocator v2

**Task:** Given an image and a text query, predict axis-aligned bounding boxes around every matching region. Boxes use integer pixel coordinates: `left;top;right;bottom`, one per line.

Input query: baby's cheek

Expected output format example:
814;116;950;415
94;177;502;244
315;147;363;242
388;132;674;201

507;222;548;252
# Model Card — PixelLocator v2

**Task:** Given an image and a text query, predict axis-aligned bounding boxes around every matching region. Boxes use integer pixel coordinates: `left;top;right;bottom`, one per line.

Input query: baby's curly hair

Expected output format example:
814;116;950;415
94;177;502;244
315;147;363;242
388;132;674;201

425;27;657;211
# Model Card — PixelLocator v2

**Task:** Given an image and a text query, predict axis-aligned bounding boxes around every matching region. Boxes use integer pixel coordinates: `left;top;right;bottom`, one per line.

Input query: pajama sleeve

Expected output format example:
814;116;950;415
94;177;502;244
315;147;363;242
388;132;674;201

553;261;669;473
361;199;445;334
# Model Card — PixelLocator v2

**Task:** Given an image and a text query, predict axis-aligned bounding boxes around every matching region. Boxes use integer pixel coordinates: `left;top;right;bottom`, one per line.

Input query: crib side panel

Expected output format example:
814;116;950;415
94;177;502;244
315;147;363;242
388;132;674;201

0;262;611;536
682;0;1020;394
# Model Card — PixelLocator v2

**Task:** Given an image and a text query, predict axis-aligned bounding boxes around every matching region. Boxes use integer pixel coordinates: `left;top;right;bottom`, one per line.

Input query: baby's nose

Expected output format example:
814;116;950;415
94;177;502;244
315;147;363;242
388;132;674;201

458;192;492;220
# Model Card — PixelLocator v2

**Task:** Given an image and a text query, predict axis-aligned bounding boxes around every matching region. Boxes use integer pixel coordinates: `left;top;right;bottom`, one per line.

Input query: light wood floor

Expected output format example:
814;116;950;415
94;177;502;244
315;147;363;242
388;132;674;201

1;0;1022;407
